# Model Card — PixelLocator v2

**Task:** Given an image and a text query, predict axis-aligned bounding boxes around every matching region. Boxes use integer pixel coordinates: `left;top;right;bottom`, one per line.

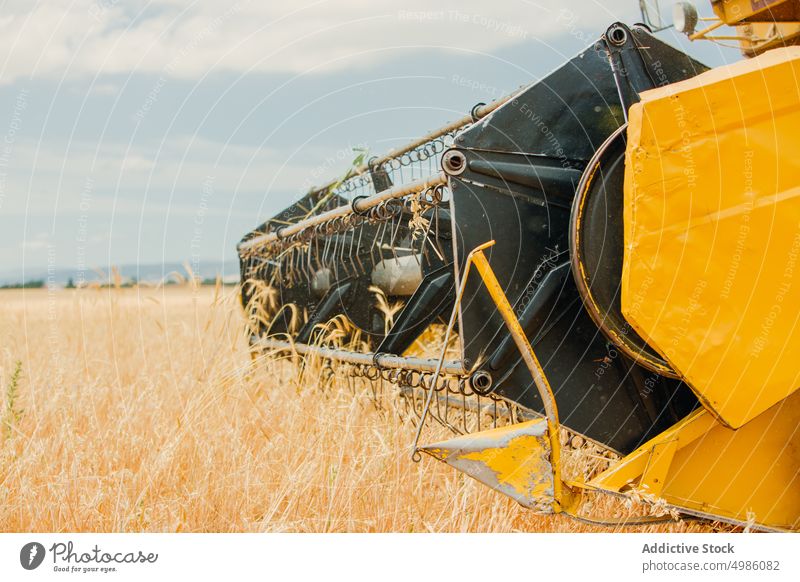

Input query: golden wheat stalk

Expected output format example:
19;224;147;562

0;286;723;533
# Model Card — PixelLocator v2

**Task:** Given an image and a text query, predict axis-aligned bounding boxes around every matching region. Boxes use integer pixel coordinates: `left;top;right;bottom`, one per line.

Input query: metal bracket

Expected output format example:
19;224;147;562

368;156;393;193
414;240;569;512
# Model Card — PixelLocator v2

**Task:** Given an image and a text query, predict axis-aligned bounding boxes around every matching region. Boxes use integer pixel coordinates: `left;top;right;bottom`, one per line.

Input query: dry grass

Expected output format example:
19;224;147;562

0;286;720;532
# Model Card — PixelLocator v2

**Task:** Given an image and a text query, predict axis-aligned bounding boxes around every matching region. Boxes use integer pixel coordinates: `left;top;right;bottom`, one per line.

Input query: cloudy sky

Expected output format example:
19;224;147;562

0;0;738;280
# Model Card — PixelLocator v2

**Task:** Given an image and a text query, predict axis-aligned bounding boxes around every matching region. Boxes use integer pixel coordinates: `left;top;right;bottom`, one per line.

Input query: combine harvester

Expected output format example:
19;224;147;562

239;1;800;531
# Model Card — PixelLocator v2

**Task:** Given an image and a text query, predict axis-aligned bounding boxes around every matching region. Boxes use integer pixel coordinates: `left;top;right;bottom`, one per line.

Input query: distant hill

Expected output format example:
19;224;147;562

0;261;240;287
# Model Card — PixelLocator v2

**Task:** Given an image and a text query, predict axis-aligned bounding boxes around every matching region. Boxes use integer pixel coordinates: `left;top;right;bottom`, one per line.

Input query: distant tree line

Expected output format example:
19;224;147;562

0;276;237;289
0;280;46;289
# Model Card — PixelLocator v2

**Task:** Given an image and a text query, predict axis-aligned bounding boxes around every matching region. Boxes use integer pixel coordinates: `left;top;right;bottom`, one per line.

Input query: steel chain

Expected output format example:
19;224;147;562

327;134;454;196
252;185;446;259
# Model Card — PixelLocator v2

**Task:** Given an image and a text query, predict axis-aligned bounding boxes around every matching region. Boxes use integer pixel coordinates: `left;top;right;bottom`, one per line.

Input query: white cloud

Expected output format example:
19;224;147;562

0;135;353;216
0;0;638;84
20;231;51;250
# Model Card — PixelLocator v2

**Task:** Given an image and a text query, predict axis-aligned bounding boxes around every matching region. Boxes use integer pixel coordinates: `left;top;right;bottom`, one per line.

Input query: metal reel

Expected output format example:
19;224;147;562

569;125;677;378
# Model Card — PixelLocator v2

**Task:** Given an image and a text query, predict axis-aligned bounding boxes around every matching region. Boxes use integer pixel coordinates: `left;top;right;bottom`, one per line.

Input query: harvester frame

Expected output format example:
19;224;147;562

240;14;800;531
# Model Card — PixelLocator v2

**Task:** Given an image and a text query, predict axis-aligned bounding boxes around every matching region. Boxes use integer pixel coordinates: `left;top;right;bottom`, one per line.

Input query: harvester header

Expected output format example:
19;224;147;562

239;15;800;531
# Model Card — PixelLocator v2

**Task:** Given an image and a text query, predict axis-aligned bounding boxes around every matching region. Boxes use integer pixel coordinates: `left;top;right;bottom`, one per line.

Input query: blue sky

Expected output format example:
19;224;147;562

0;0;739;279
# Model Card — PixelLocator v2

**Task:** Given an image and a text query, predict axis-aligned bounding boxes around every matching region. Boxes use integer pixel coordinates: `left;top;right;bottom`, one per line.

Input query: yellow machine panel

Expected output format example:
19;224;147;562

421;419;555;511
711;0;798;23
589;389;800;531
622;47;800;429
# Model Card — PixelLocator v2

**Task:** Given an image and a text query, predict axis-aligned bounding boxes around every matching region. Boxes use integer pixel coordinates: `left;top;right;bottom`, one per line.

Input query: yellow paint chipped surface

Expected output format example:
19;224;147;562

459;433;553;499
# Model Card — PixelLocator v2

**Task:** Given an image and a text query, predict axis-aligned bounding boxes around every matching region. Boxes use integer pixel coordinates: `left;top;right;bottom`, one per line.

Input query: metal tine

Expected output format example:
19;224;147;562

433;380;442;425
371;218;387;270
425;387;447;434
314;235;323;272
285;246;295;286
331;230;342;280
370;373;379;402
379;218;392;265
353;220;364;275
294;245;303;285
444;379;450;427
286;246;295;286
276;247;286;285
457;382;466;433
410;191;428;268
475;394;481;433
343;232;354;279
412;235;423;267
292;246;303;283
424;218;445;264
346;221;357;276
329;232;339;273
462;391;468;434
274;250;284;286
336;231;347;279
437;381;464;435
322;233;333;273
294;245;302;284
295;246;303;286
417;202;437;264
295;245;305;285
419;388;429;425
303;241;315;282
354;221;366;276
265;259;277;288
388;205;402;263
331;231;343;279
418;388;427;424
404;391;414;425
312;237;322;278
305;239;315;281
341;229;354;278
305;244;313;284
368;221;380;268
292;247;301;284
432;200;447;260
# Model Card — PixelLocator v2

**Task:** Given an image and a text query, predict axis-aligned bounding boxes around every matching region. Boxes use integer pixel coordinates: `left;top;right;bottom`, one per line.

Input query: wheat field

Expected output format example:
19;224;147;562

0;285;721;532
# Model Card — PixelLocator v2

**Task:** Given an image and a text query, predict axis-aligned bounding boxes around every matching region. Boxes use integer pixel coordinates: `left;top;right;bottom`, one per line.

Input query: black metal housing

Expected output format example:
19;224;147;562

446;24;706;453
239;23;708;455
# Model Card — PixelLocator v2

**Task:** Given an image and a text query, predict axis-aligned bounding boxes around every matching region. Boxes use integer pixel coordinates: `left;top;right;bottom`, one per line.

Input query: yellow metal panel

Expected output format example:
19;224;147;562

639;439;678;498
589;390;800;531
590;410;716;491
713;0;794;24
662;391;800;530
623;46;800;428
420;419;555;511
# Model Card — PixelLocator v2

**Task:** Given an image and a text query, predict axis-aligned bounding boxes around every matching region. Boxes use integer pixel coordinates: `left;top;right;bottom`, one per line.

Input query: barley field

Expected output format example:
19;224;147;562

0;285;720;532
